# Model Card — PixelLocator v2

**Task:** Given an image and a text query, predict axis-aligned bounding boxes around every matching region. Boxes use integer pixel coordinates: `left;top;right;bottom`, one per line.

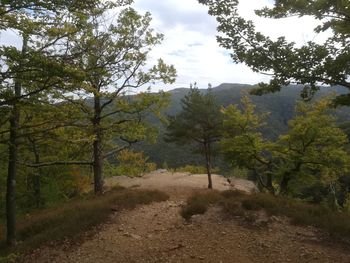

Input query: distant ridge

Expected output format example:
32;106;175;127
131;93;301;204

214;83;254;91
167;83;254;93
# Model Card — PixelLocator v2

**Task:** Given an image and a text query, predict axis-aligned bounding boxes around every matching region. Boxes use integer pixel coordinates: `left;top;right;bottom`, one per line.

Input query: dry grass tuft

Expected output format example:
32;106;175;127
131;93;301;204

181;190;350;239
0;187;169;259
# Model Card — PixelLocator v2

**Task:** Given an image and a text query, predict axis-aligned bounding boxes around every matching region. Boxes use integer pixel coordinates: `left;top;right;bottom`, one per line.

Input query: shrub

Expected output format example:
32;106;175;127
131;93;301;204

114;150;157;177
181;190;223;220
181;202;208;220
176;165;207;174
175;165;220;174
221;190;246;199
181;190;350;239
241;193;350;238
221;198;245;217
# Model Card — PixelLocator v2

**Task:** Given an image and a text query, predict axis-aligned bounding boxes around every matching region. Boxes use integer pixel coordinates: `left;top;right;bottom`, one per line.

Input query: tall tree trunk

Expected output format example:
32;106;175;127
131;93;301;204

266;173;275;195
32;145;42;207
255;168;275;195
204;142;213;189
93;95;103;194
280;163;302;195
6;35;28;247
280;173;291;195
6;94;20;247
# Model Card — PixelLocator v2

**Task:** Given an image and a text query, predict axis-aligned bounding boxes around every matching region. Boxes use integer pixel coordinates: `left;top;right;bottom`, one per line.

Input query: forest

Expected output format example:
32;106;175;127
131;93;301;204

1;0;350;262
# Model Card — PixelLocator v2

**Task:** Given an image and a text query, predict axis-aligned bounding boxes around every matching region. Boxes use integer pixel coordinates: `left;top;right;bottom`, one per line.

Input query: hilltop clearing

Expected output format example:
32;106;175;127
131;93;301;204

21;171;350;263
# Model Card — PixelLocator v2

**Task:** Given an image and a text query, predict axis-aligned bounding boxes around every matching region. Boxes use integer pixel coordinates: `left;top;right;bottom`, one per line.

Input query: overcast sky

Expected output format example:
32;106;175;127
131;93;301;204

133;0;328;91
0;0;328;92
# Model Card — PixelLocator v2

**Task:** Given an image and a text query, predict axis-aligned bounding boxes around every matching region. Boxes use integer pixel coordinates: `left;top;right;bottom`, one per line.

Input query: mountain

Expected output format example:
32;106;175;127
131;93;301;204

135;83;350;173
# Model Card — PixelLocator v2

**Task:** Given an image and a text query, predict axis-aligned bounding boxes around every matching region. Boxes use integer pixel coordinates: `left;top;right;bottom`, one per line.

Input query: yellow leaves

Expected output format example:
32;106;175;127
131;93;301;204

115;149;156;177
221;96;270;169
222;96;267;135
68;167;91;195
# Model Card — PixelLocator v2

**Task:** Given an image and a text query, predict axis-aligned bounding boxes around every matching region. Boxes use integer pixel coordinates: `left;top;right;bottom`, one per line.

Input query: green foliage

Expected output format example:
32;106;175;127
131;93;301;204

221;96;350;197
0;0;176;245
165;86;223;187
113;150;157;177
166;87;222;148
275;97;350;194
64;6;175;194
199;0;350;104
229;168;249;179
138;84;350;172
221;96;271;169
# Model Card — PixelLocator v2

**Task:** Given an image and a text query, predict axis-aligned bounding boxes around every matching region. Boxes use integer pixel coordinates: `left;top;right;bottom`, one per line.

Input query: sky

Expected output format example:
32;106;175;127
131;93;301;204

0;0;329;91
132;0;328;91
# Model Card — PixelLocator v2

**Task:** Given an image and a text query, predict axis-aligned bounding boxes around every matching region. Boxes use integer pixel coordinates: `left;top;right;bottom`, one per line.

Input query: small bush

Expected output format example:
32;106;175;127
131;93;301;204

221;190;246;199
221;199;245;217
181;190;223;220
181;190;246;220
181;190;350;239
241;193;350;238
181;202;208;220
241;200;260;211
241;194;290;214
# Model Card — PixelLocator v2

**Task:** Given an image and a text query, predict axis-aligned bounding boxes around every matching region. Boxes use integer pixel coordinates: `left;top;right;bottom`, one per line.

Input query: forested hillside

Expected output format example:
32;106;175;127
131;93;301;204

137;83;350;171
2;0;350;261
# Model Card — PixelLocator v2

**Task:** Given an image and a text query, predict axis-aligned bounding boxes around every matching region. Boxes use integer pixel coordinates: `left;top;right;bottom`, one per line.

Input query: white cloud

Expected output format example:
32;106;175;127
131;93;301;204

0;0;329;92
132;0;330;91
238;0;330;45
0;30;21;48
134;0;217;35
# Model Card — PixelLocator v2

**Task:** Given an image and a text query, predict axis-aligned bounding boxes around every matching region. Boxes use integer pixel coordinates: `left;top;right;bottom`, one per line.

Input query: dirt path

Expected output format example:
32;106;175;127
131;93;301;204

24;172;350;263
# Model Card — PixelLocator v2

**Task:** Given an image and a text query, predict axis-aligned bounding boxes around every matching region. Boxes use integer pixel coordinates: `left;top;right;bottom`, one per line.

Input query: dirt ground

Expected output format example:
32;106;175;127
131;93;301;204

23;171;350;263
105;171;257;193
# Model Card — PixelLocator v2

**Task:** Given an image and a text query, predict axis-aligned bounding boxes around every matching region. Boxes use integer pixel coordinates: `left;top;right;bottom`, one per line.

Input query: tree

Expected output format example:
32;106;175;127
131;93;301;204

220;96;275;193
275;98;349;197
0;0;107;247
199;0;350;103
18;100;92;207
65;7;175;194
221;96;349;197
165;86;222;189
0;0;107;106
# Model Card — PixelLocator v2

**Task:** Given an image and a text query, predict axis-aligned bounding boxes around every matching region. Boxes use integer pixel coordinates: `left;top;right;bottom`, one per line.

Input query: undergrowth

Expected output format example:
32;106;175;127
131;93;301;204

0;186;169;261
181;190;350;239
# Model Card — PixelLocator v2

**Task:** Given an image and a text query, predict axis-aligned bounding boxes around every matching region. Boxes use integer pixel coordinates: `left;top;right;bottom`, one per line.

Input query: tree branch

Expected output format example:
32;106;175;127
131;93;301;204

19;160;93;168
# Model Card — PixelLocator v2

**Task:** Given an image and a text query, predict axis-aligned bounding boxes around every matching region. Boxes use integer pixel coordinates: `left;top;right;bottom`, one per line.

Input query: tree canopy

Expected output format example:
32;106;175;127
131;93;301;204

198;0;350;103
0;0;176;246
221;96;349;197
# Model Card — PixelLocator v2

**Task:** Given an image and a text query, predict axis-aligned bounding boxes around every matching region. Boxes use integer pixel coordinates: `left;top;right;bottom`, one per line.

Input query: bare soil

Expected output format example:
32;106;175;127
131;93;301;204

23;172;350;263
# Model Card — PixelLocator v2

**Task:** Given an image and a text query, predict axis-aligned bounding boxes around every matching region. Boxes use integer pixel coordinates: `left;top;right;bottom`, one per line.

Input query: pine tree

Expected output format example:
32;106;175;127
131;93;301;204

165;86;222;189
